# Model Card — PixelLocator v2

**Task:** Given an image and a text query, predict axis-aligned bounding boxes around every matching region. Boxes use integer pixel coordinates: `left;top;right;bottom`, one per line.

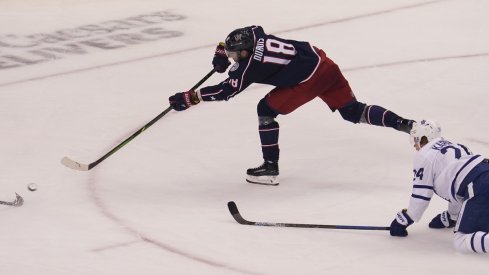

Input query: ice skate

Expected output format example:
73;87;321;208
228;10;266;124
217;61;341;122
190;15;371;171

397;118;416;133
246;161;279;186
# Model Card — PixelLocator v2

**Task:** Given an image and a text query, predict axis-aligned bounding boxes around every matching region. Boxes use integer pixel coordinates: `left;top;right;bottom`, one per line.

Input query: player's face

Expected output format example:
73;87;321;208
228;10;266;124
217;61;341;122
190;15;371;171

225;50;239;62
414;143;421;151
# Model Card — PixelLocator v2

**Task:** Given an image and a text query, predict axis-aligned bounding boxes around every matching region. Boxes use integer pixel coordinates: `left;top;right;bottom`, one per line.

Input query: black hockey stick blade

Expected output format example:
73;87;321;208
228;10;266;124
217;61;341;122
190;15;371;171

227;201;390;231
228;201;254;225
62;68;216;171
0;193;24;207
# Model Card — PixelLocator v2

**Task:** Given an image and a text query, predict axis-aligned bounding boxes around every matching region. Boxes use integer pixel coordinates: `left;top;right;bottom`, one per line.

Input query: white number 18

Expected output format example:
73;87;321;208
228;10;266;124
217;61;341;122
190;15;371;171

263;39;296;65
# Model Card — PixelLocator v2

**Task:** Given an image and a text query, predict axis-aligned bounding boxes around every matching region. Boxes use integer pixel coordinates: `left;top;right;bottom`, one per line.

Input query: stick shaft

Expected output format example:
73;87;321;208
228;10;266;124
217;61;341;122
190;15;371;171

87;105;173;170
227;201;390;231
63;68;216;171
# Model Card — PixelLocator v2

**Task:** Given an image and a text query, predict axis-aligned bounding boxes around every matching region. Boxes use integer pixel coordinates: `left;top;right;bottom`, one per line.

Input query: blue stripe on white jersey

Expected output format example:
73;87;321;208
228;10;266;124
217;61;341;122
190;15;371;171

411;184;433;197
411;185;434;201
413;185;434;190
458;143;472;155
450;155;483;202
411;194;431;201
406;138;479;222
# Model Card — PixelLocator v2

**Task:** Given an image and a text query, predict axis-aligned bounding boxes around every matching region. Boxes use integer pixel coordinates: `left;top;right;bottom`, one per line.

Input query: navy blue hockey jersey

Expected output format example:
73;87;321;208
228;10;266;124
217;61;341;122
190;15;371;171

199;26;321;101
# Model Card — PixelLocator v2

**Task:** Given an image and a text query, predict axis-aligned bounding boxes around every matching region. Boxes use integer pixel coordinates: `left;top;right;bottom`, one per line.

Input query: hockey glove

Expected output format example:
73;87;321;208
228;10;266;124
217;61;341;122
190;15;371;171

212;42;230;73
429;211;457;229
390;209;414;237
169;90;200;111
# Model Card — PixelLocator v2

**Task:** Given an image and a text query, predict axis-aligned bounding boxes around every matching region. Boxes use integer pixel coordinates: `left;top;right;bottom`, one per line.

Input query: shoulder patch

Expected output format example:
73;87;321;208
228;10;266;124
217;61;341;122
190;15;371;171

229;63;239;72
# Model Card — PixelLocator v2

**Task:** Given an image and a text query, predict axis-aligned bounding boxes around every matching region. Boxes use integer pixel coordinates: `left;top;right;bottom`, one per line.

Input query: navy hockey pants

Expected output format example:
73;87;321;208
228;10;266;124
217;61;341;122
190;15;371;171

456;171;489;234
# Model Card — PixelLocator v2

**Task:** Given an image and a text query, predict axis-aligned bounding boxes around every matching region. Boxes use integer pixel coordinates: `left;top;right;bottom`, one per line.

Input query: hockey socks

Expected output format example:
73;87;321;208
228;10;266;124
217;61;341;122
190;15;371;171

363;105;400;128
363;105;414;133
454;231;489;254
259;120;280;162
247;120;280;185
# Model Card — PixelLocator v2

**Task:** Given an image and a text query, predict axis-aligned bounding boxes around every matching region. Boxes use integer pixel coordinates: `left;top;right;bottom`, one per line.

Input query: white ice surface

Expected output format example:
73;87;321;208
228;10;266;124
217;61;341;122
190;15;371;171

1;0;488;274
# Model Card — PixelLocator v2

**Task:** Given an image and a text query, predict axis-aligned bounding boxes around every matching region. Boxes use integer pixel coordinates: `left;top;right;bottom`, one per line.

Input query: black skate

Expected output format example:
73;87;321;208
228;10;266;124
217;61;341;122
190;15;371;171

246;161;279;186
396;118;416;133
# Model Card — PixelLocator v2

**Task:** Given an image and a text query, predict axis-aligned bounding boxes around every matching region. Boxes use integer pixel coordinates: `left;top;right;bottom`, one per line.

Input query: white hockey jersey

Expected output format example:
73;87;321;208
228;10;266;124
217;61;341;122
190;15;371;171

406;137;485;222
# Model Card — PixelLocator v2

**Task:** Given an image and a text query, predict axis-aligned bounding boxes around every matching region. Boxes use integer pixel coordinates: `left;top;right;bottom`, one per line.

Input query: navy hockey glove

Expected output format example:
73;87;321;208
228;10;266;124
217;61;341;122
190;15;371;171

212;42;230;73
429;211;457;229
390;209;414;237
169;90;200;111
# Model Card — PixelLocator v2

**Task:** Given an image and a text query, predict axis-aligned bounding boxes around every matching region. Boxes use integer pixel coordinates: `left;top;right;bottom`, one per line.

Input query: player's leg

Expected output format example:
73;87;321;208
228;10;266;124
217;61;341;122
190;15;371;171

337;100;415;133
256;98;280;163
249;69;331;185
317;63;415;133
246;98;280;186
248;69;332;185
453;192;489;254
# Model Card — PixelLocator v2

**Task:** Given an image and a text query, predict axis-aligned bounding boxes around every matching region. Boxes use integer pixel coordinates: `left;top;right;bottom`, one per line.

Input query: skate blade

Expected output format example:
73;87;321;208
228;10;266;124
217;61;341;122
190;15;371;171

246;175;279;186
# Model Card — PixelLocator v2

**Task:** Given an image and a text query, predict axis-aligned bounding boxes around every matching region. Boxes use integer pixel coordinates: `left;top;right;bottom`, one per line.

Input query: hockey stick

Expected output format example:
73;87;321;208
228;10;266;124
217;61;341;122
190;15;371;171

228;201;390;231
62;68;216;171
0;193;24;207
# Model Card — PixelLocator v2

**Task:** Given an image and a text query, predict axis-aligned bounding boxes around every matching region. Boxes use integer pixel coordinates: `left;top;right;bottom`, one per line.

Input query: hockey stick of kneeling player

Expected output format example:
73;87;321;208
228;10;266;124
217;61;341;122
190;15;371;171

62;68;216;171
228;201;390;231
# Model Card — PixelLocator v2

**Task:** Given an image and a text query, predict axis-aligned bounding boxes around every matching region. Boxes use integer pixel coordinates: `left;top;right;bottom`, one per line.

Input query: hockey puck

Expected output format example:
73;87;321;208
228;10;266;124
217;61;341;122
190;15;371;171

27;183;38;191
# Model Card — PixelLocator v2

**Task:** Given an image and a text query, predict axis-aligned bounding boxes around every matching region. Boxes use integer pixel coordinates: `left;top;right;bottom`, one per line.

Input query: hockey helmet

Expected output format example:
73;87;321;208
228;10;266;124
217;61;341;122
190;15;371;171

409;119;442;146
225;27;254;52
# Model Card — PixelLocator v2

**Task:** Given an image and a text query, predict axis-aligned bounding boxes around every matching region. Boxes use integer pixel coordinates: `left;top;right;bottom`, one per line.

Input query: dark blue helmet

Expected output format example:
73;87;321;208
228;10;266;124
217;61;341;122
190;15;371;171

225;27;254;52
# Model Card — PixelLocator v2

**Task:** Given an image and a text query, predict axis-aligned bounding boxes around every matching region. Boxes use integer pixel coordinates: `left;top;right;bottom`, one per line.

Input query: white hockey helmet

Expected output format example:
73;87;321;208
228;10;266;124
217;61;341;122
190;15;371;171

409;120;442;146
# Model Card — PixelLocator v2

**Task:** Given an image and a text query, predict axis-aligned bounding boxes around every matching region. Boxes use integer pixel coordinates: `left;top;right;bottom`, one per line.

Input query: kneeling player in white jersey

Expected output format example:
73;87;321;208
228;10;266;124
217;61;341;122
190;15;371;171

389;120;489;254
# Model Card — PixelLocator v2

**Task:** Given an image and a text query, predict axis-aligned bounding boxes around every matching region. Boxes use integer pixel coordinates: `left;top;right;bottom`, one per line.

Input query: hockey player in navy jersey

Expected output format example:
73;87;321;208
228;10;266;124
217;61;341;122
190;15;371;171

389;120;489;254
169;25;415;185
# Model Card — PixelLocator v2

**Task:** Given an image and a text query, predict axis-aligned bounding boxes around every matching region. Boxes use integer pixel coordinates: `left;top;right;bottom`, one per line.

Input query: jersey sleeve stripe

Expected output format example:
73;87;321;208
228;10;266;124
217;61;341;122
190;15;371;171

201;89;223;96
411;194;431;201
413;184;434;190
